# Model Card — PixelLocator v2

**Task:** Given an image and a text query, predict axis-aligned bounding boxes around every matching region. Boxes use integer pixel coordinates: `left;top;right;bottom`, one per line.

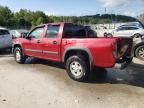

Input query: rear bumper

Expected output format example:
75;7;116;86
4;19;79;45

113;56;133;69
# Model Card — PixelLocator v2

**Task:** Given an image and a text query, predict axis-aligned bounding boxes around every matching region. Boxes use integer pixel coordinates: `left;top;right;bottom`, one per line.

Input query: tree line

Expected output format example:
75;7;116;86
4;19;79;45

0;6;142;29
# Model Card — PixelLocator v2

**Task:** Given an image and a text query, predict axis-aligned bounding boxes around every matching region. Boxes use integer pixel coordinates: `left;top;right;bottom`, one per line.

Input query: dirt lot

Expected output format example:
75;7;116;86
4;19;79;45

0;51;144;108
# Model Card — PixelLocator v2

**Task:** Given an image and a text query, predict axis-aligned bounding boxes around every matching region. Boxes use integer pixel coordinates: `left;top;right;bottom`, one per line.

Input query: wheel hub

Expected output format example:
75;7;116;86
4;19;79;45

138;47;144;59
16;51;21;61
70;61;83;77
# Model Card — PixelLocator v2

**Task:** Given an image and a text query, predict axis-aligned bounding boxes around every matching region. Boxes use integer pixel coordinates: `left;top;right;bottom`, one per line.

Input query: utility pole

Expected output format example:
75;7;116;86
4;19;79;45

105;8;107;14
111;10;114;23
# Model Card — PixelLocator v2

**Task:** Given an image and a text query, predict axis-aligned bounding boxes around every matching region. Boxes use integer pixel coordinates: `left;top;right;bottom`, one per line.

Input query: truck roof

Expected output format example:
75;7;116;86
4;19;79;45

35;22;74;27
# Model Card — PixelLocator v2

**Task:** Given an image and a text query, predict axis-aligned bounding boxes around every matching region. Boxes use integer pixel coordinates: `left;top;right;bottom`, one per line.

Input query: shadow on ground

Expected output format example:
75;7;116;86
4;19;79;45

25;57;65;69
0;49;13;57
25;57;144;88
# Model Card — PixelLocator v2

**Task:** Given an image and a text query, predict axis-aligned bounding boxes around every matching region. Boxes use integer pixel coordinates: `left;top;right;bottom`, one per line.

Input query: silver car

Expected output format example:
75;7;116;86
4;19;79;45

111;24;144;38
0;27;12;50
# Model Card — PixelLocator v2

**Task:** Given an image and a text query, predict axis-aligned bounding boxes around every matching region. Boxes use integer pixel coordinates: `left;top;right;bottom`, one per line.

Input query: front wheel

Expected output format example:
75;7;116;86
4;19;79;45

66;55;89;82
107;33;113;37
135;45;144;61
14;47;27;64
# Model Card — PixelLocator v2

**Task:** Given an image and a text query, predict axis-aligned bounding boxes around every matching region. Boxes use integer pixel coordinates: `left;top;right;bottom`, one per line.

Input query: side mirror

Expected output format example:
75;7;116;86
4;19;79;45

25;35;31;40
21;34;27;38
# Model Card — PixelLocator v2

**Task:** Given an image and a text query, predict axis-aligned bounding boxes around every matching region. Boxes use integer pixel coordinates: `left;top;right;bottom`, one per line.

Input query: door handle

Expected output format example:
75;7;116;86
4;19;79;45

53;41;58;44
37;40;41;43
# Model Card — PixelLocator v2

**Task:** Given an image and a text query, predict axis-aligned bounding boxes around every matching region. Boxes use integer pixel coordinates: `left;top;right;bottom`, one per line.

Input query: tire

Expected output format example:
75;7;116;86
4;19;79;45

14;47;27;64
66;55;89;82
135;45;144;61
104;33;108;37
107;33;113;37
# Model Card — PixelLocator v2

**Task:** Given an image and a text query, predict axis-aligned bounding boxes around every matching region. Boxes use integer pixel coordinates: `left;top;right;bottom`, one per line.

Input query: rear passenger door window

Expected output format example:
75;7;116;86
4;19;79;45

46;25;60;38
118;27;128;31
128;27;139;30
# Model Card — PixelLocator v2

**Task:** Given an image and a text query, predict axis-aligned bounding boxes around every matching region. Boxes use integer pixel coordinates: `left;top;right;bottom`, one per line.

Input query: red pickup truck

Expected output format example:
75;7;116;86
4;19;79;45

12;22;133;81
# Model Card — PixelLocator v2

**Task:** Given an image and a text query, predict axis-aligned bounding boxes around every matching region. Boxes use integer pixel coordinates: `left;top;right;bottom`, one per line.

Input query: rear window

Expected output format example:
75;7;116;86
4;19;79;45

86;28;97;38
0;30;10;35
63;23;97;38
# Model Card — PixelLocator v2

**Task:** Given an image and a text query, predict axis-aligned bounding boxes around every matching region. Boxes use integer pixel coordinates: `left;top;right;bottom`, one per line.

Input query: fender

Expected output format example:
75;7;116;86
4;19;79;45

63;47;94;71
12;43;24;56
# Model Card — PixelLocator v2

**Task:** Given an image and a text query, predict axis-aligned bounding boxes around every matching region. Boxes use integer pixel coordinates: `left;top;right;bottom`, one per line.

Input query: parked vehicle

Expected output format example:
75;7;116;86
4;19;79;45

133;35;144;61
0;27;12;50
12;22;133;81
110;25;144;38
10;29;29;39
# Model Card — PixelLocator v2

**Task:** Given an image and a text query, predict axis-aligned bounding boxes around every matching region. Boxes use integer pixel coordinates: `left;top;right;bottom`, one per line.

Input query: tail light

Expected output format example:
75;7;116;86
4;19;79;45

119;44;129;56
113;51;118;59
112;42;119;59
112;42;129;60
113;38;132;60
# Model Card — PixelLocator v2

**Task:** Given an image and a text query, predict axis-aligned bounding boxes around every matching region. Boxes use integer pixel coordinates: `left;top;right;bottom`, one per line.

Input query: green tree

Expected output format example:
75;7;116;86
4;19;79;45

0;6;13;27
0;5;139;29
36;17;44;25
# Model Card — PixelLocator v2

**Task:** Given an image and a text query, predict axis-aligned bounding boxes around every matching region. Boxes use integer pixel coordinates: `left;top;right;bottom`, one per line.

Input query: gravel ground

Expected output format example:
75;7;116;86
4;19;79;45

0;52;144;108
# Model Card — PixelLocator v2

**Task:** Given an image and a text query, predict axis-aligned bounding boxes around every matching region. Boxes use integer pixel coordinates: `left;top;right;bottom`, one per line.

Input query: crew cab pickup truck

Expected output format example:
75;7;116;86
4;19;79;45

12;22;133;81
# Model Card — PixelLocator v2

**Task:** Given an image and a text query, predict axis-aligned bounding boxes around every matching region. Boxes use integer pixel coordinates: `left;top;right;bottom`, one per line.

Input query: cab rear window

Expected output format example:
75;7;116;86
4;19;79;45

63;24;87;38
63;23;97;38
0;30;10;35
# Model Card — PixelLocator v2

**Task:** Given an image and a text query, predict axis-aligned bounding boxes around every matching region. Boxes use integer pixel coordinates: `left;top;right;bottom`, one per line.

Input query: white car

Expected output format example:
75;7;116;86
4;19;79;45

0;27;12;50
111;25;144;38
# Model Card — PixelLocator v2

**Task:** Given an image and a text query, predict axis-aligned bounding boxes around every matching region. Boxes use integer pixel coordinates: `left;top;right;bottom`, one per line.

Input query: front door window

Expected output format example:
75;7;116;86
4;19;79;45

29;27;44;39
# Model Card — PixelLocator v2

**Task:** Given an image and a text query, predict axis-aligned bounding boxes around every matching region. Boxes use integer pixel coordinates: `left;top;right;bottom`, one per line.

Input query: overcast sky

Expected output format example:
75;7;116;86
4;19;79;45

0;0;143;16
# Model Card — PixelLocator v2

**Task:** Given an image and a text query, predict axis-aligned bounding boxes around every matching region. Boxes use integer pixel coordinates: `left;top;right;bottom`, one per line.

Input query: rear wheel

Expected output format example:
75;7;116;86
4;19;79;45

135;45;144;61
14;47;27;64
66;55;89;82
